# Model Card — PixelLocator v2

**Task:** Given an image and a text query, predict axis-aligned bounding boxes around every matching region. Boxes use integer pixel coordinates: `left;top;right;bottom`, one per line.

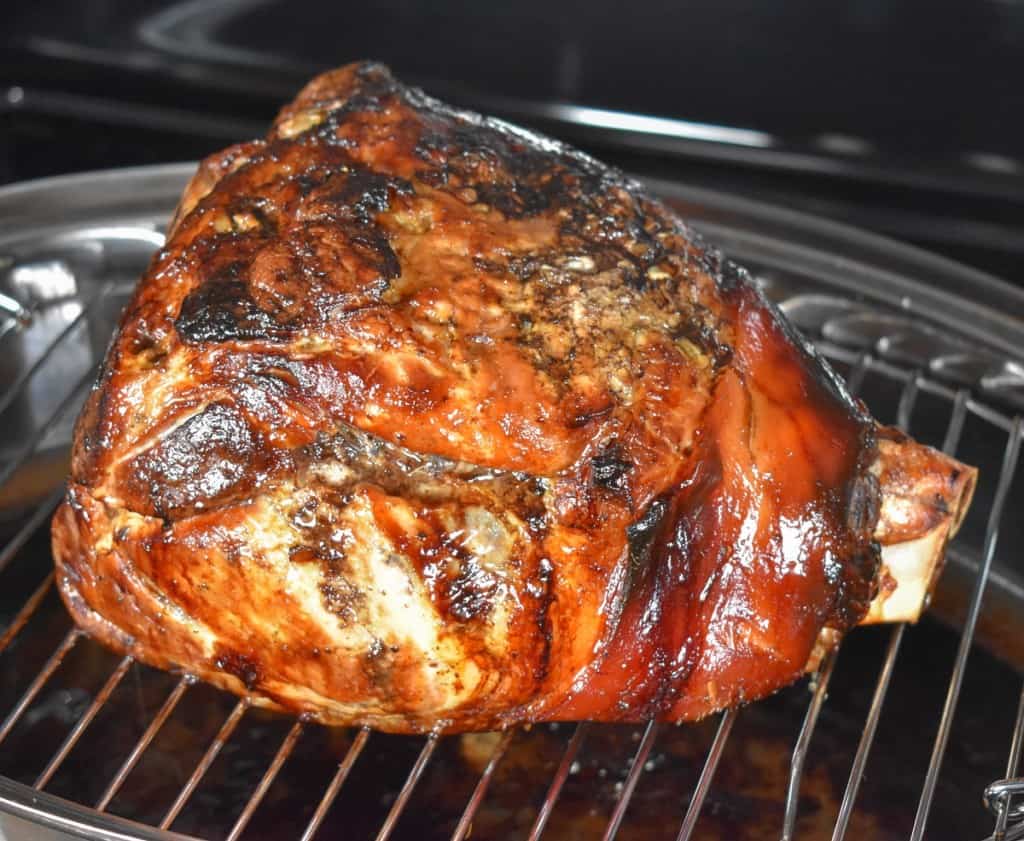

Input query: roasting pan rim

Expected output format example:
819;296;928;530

0;775;196;841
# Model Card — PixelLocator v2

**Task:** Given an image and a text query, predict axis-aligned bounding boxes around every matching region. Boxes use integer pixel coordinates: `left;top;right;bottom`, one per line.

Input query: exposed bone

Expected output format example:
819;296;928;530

863;430;976;624
806;428;977;670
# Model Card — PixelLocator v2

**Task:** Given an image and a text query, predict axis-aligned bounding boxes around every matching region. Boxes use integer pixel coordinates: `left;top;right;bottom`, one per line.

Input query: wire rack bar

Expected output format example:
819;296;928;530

602;719;660;841
0;281;29;319
300;727;371;841
0;627;81;747
159;698;249;830
0;269;1012;840
895;372;919;429
450;729;514;841
225;719;304;841
0;366;95;492
34;655;133;790
992;687;1024;839
374;734;439;841
782;370;921;835
782;646;839;841
942;390;971;458
840;351;870;398
0;293;34;333
527;722;589;841
910;416;1023;841
987;779;1024;823
0;488;64;575
831;386;967;841
95;675;192;811
830;624;905;841
0;280;113;419
0;324;21;349
775;343;881;838
676;708;737;841
1002;686;1024;782
0;572;53;655
816;341;1015;433
984;819;1024;841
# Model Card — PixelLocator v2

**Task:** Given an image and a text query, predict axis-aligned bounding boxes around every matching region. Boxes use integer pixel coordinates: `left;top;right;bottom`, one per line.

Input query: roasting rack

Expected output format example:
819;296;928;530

0;164;1022;841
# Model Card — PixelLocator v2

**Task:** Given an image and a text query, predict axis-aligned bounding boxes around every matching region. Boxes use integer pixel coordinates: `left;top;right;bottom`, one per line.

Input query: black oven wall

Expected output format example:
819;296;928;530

1;0;1024;281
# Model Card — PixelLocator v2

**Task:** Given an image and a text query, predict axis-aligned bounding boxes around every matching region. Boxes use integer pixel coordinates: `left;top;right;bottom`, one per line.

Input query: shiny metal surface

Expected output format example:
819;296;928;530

0;164;1022;840
0;776;195;841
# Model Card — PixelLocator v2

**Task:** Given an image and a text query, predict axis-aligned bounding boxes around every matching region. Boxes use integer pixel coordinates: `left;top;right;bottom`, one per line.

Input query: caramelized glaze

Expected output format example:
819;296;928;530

53;62;882;732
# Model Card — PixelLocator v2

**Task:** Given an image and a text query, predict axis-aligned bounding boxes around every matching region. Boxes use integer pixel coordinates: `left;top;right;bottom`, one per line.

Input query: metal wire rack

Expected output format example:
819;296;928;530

0;166;1022;841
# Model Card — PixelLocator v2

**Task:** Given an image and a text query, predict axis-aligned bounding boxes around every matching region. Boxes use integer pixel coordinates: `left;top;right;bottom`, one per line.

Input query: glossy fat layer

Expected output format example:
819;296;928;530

52;62;879;732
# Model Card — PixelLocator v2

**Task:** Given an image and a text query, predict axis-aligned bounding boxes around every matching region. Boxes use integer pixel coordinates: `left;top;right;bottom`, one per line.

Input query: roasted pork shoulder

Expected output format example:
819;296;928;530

51;62;975;733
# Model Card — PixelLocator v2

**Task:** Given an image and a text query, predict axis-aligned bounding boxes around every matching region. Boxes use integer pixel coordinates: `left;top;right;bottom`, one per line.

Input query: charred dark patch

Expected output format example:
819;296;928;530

473;181;554;219
445;559;498;621
214;650;262;690
615;216;668;289
702;249;748;295
591;441;634;496
845;471;881;537
374;503;497;623
71;380;111;479
619;262;647;291
345;62;400;107
293;168;405;294
824;429;884;631
627;496;670;569
341;224;401;281
337;92;389;115
176;270;297;345
630;218;666;262
825;543;881;631
670;308;733;369
507;255;541;281
293;172;323;195
290;65;401;145
412;120;609;220
391;511;473;577
324;171;413;223
472;256;506;275
126;402;264;518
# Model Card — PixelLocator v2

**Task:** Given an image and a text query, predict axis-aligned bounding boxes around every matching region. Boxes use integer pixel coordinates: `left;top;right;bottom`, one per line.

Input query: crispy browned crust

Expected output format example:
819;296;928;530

50;62;969;733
